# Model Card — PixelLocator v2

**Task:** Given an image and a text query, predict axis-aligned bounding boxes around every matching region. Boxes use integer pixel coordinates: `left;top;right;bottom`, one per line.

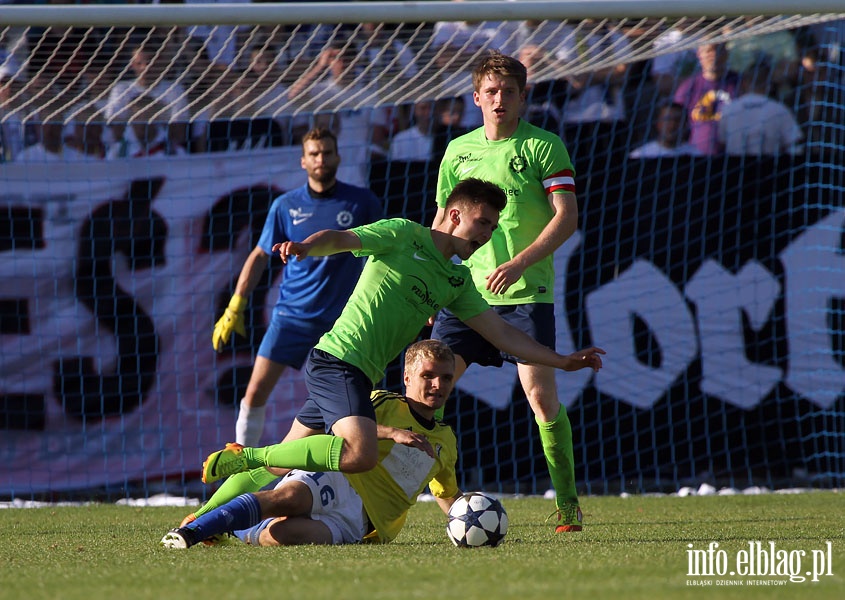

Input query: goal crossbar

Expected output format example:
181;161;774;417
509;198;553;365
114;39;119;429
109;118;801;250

1;1;845;27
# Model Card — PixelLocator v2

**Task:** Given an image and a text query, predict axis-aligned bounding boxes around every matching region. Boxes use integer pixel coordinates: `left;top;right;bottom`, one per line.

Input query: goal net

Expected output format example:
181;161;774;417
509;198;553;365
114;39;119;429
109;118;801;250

1;2;843;500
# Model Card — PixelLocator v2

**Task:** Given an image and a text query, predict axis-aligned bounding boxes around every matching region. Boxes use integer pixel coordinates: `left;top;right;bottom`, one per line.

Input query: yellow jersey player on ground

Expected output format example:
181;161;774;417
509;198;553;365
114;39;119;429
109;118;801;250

161;340;461;547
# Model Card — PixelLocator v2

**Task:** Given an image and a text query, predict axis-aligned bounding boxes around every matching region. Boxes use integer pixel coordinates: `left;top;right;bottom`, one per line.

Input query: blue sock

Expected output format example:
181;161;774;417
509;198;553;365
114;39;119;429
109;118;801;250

184;493;262;543
234;518;275;546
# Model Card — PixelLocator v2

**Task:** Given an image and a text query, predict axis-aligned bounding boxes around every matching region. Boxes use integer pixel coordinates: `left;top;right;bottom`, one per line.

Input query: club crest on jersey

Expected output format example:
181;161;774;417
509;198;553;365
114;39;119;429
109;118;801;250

336;210;354;228
447;276;464;288
509;155;527;173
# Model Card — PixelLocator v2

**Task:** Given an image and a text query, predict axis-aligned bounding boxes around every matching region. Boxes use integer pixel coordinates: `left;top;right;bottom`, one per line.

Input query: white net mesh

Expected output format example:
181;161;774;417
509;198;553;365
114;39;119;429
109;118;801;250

1;10;843;128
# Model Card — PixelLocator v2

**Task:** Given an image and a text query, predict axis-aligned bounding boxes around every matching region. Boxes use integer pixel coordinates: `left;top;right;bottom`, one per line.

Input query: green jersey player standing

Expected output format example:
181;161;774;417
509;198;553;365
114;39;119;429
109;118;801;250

431;50;583;532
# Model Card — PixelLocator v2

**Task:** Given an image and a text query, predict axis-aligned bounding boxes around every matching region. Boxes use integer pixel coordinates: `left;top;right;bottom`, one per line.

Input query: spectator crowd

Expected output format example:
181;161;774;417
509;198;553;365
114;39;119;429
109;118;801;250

1;1;843;173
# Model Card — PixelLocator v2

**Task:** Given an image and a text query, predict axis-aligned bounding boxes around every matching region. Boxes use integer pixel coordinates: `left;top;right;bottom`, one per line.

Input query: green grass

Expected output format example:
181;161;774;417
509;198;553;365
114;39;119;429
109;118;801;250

0;492;842;600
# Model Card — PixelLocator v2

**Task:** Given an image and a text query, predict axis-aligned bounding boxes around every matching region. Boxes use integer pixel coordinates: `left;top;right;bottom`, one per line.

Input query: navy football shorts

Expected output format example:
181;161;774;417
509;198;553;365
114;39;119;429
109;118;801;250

431;303;556;367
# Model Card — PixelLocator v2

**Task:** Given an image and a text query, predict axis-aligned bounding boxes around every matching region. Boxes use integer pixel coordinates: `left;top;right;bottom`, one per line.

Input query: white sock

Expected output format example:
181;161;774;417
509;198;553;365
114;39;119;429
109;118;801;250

235;399;267;446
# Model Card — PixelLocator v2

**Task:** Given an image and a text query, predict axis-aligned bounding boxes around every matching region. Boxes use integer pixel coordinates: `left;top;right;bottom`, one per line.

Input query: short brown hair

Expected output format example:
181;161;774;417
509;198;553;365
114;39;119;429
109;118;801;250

444;178;507;213
472;50;527;94
301;127;338;154
404;339;455;375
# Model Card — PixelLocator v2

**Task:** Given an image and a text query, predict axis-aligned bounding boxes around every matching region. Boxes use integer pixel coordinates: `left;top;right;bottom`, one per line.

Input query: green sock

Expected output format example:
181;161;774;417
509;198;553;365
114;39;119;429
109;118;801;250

195;467;280;517
243;435;343;472
536;405;579;508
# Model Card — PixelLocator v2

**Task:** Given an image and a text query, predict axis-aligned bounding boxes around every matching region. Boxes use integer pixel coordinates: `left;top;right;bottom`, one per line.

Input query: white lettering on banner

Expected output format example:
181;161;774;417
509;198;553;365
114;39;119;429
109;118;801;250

0;149;309;493
781;209;845;408
2;154;843;493
456;209;845;411
588;260;699;409
685;260;781;409
454;232;590;409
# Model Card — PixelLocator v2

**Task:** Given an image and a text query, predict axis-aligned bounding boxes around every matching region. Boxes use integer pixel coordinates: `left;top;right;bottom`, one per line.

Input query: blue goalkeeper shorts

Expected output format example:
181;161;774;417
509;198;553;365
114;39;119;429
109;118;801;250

257;314;333;370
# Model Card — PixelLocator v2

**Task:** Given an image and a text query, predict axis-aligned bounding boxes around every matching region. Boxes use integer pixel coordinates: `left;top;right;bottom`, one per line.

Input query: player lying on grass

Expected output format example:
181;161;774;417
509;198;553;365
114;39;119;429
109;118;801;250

197;178;604;506
161;340;462;547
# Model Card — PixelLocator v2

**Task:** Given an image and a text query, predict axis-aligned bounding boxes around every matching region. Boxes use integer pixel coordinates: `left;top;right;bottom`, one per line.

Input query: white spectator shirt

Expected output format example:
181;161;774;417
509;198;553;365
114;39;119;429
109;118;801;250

718;93;804;156
105;80;190;123
183;0;251;67
14;144;87;162
388;125;433;162
556;27;630;123
629;141;703;158
305;81;391;187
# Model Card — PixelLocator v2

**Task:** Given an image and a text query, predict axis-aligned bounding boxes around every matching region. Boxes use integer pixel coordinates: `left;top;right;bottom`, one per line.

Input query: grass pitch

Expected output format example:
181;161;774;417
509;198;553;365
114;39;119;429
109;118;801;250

0;492;842;600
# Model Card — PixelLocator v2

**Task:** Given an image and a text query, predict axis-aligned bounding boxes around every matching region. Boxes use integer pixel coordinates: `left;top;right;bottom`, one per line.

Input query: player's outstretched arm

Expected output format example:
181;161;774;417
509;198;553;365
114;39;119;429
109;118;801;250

272;229;362;264
464;308;604;372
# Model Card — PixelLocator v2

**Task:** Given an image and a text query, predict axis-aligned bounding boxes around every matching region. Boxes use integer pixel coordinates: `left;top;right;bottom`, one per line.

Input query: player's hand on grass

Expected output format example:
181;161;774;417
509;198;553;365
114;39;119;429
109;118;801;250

272;241;311;264
212;294;247;352
563;347;606;372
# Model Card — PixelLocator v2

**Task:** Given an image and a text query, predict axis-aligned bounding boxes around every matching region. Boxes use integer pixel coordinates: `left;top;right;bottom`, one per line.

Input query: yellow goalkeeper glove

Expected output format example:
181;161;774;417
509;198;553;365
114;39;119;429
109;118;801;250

212;293;248;352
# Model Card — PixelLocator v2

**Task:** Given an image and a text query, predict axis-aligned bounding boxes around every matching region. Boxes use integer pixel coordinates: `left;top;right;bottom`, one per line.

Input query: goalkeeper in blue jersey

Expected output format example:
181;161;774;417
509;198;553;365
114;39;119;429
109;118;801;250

162;340;462;547
211;127;382;446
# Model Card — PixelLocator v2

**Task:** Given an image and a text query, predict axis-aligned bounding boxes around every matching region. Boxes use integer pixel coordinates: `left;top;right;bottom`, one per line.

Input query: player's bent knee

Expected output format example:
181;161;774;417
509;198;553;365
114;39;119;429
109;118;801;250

339;448;379;473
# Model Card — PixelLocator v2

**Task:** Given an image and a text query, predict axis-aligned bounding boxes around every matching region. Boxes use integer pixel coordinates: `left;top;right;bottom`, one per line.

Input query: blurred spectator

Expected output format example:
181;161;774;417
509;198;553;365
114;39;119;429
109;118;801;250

104;35;193;150
14;113;86;162
183;0;252;69
518;44;565;134
673;42;739;155
430;9;518;72
783;27;845;156
194;72;289;153
557;20;631;161
108;96;186;159
427;2;519;129
649;27;699;98
353;22;419;87
0;54;28;162
621;59;663;148
388;99;435;162
629;101;702;158
289;44;391;186
718;61;803;156
431;95;467;161
809;18;845;67
65;105;108;159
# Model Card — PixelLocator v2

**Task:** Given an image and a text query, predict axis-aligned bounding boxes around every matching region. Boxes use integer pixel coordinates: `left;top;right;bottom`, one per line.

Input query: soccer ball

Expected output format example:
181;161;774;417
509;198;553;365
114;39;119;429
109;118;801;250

446;492;508;548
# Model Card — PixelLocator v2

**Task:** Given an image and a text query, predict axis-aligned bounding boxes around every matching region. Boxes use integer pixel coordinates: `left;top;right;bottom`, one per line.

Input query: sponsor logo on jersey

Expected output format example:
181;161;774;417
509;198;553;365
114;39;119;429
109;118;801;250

409;275;441;312
290;207;314;225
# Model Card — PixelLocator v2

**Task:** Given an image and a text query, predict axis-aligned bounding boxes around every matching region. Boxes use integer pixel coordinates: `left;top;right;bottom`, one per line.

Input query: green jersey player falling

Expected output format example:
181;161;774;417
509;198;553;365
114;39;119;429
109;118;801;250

196;178;603;522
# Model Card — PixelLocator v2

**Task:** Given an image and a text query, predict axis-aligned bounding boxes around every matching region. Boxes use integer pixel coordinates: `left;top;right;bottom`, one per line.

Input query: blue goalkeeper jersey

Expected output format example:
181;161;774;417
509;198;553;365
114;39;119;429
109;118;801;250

258;182;382;326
